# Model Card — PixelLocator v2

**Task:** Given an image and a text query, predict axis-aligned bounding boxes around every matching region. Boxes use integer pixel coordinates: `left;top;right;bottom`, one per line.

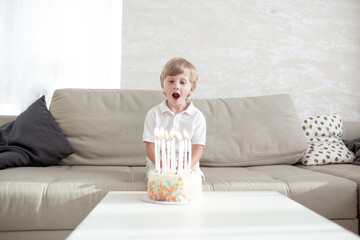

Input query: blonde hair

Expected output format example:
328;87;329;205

160;57;198;91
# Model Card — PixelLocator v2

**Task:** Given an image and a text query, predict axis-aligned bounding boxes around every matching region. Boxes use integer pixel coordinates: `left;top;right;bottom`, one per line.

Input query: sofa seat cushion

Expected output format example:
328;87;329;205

297;164;360;215
202;165;357;220
0;165;356;232
0;166;146;231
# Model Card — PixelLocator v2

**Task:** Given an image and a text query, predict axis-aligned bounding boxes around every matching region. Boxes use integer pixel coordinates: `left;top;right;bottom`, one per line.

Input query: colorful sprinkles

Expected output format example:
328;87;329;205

147;171;201;203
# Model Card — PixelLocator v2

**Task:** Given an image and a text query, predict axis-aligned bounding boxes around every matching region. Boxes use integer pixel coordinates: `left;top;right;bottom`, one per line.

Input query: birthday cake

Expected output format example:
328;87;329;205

147;170;202;203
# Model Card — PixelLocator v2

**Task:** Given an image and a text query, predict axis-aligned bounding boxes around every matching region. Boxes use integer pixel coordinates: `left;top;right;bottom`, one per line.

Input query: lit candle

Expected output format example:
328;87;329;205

175;130;183;173
154;127;160;173
170;129;176;172
160;127;167;172
183;129;190;172
165;130;170;172
179;140;184;174
183;129;189;171
184;139;188;171
188;139;192;172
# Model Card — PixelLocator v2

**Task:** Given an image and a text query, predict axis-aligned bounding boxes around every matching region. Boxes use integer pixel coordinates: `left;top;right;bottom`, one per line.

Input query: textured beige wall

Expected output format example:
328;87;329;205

122;0;360;121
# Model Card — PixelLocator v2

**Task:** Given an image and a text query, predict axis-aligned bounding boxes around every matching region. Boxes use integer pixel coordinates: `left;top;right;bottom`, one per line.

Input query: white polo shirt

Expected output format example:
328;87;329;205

143;99;206;173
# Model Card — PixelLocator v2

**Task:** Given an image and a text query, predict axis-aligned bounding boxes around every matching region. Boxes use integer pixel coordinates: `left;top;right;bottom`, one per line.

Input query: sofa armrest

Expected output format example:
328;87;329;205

0;115;17;126
342;121;360;141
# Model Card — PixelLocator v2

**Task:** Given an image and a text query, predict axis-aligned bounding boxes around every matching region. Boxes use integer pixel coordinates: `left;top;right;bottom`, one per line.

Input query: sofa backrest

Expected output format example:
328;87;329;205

0;116;17;127
342;121;360;141
193;95;307;167
50;89;307;167
50;89;164;166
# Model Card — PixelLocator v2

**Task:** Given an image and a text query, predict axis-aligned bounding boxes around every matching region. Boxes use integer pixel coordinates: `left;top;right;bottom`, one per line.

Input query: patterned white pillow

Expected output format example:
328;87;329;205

299;113;355;166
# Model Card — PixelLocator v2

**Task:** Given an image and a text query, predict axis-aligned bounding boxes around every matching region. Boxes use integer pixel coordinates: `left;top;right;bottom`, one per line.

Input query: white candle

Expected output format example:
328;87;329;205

170;129;176;172
154;127;160;173
165;131;170;172
175;130;183;173
183;129;191;172
158;138;161;171
183;129;188;171
160;127;167;172
179;140;184;173
184;139;188;171
188;139;192;172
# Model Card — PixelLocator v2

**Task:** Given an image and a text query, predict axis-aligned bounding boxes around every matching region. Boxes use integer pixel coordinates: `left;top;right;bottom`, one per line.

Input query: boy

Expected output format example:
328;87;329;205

143;57;206;177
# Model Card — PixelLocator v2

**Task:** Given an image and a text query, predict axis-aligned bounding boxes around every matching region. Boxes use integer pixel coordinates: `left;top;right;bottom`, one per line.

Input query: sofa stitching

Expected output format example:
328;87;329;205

128;167;133;191
209;181;215;192
246;167;291;198
276;179;291;198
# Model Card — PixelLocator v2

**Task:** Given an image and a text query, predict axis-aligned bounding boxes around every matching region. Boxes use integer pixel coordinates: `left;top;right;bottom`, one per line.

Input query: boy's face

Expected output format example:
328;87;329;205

163;72;193;108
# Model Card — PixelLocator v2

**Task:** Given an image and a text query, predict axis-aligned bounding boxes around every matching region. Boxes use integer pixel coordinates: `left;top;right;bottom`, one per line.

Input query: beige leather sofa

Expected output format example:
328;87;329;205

1;89;359;240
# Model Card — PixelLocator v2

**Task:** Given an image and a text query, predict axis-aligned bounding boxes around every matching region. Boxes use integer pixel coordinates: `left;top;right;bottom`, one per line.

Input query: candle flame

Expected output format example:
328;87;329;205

170;129;175;138
154;127;160;138
174;129;182;141
183;129;190;140
165;130;169;140
159;127;165;138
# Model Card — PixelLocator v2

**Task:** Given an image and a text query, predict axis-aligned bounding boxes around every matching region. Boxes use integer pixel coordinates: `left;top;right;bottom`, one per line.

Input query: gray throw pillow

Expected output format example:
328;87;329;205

0;96;75;169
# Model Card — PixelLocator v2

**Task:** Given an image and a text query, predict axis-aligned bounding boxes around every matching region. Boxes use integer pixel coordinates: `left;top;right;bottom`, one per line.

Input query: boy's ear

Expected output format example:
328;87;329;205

188;87;193;97
187;90;192;98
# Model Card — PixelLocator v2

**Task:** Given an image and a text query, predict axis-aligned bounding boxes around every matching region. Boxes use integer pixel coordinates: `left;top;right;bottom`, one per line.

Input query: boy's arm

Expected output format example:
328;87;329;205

145;141;156;164
191;144;204;168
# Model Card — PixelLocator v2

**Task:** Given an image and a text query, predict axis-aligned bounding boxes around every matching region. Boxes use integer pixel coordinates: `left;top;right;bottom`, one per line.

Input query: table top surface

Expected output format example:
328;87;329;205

67;191;359;240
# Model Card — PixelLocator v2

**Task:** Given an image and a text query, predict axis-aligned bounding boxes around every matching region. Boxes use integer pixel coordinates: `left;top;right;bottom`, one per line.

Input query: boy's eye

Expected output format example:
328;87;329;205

169;80;174;83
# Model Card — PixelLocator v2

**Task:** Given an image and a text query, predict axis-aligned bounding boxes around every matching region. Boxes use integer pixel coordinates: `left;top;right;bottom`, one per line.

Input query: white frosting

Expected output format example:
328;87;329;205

147;170;202;202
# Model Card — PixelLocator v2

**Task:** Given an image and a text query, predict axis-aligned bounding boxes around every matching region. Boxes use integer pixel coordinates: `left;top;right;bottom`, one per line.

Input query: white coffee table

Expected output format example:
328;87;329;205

67;191;359;240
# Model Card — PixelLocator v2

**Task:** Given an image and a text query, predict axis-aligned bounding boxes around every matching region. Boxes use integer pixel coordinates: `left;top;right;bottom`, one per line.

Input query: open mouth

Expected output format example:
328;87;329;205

172;93;180;99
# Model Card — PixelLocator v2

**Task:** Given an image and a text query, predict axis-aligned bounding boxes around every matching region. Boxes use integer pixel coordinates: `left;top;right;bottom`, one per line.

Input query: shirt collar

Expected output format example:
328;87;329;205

159;99;197;115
